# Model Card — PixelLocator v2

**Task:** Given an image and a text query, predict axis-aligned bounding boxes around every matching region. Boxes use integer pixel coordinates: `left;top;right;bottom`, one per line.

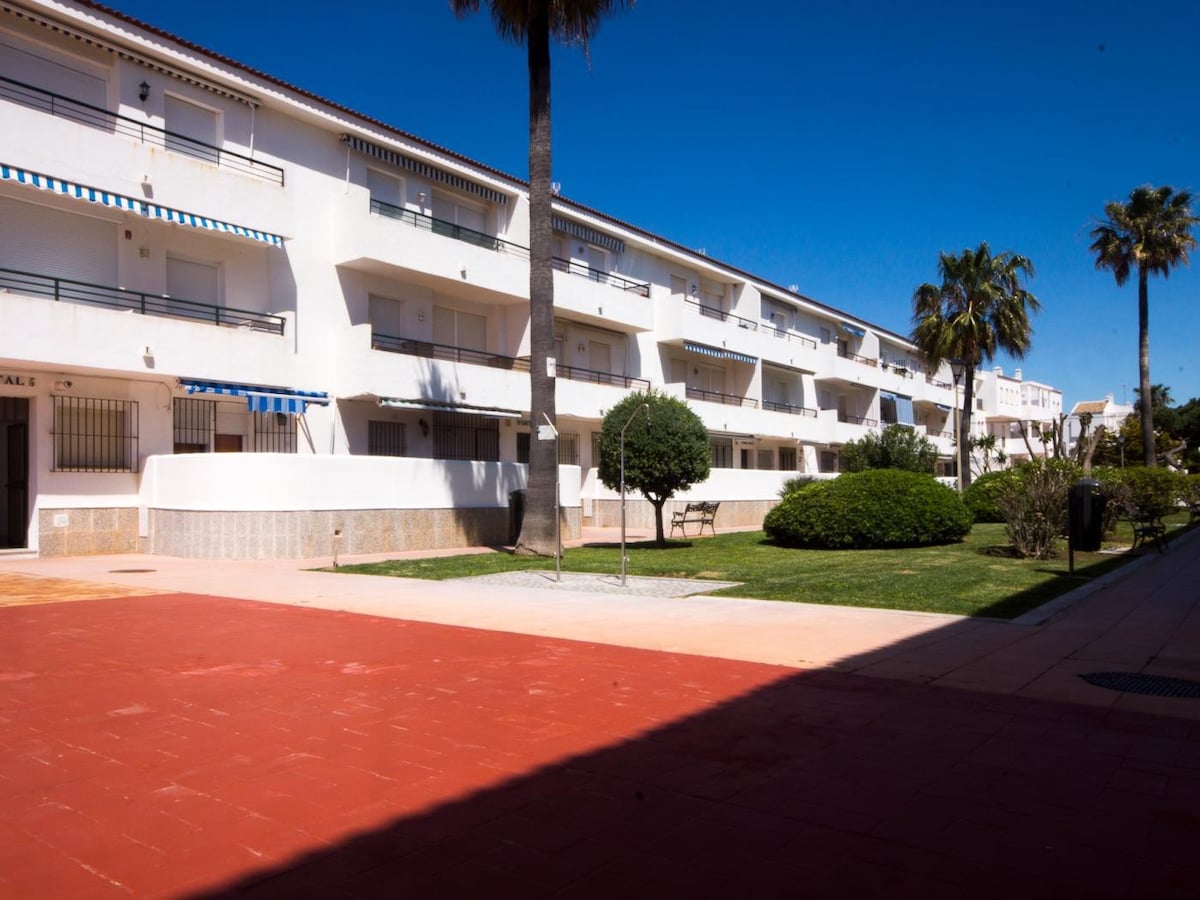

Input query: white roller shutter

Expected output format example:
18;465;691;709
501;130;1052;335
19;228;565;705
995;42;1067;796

0;196;116;284
165;256;220;306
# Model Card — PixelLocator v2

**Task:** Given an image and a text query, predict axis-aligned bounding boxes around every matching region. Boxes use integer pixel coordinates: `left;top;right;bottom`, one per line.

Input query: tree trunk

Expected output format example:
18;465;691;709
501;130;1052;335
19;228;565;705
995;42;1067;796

651;496;666;547
960;367;975;489
1137;267;1155;467
515;0;559;557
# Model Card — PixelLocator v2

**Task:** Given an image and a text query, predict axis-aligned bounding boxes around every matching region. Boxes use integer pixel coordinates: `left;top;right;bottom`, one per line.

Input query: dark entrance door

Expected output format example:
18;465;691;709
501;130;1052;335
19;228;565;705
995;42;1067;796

2;398;30;548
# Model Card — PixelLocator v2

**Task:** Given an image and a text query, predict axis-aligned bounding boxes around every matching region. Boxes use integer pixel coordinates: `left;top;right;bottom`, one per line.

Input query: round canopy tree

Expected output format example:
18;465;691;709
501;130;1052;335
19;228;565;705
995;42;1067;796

597;390;710;545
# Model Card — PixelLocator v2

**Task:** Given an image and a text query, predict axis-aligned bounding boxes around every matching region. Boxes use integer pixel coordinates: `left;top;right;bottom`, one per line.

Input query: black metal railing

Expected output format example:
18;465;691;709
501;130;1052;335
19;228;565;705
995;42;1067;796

371;199;529;258
555;364;649;390
686;387;759;409
1;267;286;334
763;400;818;417
837;413;878;426
683;298;817;348
371;332;532;370
837;346;878;367
880;363;915;378
926;375;952;389
551;256;650;297
0;75;285;186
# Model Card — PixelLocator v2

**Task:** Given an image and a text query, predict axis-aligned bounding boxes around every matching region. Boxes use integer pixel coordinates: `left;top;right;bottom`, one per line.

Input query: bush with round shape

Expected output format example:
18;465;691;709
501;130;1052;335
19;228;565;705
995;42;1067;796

961;470;1017;523
763;469;972;549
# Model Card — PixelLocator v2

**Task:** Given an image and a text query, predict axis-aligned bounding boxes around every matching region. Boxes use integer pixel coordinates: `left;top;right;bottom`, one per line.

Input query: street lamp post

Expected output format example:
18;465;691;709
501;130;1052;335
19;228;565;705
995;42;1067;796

949;358;967;493
619;402;650;586
1118;433;1125;470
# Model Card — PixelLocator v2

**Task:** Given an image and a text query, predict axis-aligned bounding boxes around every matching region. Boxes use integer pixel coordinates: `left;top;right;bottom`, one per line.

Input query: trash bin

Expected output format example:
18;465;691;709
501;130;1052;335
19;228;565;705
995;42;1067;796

1068;478;1105;552
508;489;526;544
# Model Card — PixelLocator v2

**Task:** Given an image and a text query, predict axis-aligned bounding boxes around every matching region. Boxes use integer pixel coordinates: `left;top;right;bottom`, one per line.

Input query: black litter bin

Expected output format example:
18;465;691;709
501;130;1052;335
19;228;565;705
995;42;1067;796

508;489;526;544
1068;478;1105;552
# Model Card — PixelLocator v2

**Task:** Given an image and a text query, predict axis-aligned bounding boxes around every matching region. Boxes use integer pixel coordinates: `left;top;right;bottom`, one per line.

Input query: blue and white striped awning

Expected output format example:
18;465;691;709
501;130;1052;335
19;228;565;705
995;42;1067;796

181;379;328;415
683;341;758;365
684;341;726;359
936;403;951;412
341;135;508;206
551;215;624;254
1;165;283;247
841;323;866;337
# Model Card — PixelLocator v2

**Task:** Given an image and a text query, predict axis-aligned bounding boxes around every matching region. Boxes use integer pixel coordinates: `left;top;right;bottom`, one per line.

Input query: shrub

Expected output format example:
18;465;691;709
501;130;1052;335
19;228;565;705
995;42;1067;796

1118;467;1186;517
1089;466;1128;535
961;470;1017;523
763;469;972;549
778;475;819;499
840;425;938;474
997;458;1079;559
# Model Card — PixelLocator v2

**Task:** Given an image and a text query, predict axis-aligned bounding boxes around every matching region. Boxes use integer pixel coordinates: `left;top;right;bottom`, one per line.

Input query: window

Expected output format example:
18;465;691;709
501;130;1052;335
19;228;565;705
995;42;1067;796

757;449;774;470
166;256;221;307
174;398;214;453
53;396;138;472
819;326;832;345
779;447;797;471
591;431;602;468
433;411;498;461
559;433;580;466
710;437;733;468
432;192;486;232
432;306;487;352
164;94;219;163
368;421;407;456
367;169;402;207
253;412;297;453
819;450;838;473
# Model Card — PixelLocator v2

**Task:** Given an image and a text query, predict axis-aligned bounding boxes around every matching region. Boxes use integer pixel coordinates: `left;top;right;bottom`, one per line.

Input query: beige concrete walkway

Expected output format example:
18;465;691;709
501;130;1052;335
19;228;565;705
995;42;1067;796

2;525;1198;719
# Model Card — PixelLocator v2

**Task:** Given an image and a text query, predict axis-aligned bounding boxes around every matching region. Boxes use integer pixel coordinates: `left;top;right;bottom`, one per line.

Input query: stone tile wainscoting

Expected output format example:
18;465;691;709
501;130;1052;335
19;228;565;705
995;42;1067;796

37;508;139;557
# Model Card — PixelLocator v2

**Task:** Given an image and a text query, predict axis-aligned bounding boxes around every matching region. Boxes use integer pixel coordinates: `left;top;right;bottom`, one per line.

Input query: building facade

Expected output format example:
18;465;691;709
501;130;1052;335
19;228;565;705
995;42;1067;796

0;0;1055;558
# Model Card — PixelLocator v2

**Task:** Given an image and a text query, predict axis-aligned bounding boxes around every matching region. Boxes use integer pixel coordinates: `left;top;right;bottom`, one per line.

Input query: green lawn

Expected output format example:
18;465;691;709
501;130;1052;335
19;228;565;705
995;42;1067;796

330;520;1188;619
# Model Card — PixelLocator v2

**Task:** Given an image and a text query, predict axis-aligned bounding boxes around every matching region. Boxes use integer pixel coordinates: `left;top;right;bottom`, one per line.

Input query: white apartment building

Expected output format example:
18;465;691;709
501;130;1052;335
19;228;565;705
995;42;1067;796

974;367;1064;467
0;0;1049;558
1064;394;1133;457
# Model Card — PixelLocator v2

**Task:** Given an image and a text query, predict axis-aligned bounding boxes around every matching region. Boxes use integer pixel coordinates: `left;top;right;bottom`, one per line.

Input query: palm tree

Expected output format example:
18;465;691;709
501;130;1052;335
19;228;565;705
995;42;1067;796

911;242;1040;488
451;0;632;556
1090;186;1198;467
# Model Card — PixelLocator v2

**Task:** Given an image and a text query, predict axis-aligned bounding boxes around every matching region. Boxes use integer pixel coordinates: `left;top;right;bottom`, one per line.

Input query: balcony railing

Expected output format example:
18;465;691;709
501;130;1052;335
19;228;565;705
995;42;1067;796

0;267;285;334
837;346;878;367
0;75;285;186
762;400;818;417
686;387;759;409
551;256;650;297
371;332;531;370
925;374;952;389
556;364;649;390
837;413;878;426
370;199;529;259
684;298;817;348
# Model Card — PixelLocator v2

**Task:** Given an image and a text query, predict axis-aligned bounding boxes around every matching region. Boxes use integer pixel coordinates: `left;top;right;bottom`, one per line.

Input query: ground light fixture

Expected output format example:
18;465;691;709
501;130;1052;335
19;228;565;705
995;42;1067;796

619;402;650;586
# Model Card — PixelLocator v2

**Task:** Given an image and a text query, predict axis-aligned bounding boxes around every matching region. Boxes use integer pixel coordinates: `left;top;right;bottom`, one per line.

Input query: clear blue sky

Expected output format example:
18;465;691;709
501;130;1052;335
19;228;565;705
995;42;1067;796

108;0;1200;410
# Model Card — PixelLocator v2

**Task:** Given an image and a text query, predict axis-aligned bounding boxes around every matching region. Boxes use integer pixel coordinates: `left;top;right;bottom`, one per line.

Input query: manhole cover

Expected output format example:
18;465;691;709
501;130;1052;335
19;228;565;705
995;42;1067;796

107;568;157;574
1080;672;1200;698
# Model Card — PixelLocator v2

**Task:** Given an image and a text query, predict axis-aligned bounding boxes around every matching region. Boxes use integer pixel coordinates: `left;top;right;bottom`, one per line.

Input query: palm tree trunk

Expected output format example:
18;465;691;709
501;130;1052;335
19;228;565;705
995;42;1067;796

1137;266;1155;467
960;370;975;489
515;0;559;557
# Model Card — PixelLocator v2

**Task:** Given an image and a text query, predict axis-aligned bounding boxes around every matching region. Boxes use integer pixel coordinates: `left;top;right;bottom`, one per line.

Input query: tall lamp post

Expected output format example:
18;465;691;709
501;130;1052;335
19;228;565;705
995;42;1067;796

949;358;967;493
619;402;650;586
1118;433;1125;470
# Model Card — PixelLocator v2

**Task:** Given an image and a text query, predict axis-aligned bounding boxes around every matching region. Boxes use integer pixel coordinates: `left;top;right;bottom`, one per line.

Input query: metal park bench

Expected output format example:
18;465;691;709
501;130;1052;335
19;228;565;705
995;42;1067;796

1129;509;1168;553
670;501;720;538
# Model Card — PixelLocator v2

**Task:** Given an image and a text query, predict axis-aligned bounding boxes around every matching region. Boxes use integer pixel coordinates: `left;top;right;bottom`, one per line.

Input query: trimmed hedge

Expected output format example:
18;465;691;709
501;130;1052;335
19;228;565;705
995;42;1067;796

764;469;972;549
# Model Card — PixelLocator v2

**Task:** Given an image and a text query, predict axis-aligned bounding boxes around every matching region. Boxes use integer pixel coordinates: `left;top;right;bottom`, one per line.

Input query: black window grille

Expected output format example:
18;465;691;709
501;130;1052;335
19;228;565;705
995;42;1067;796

517;432;530;464
53;396;138;472
590;432;602;469
253;411;297;453
779;447;797;471
369;420;407;456
173;398;215;453
433;411;499;461
559;433;580;466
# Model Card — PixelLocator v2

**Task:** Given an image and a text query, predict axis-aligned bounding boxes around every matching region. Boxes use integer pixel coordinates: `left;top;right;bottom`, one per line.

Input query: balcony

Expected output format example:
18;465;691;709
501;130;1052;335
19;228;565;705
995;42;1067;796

552;257;649;297
0;75;284;185
763;400;818;417
371;333;530;370
838;346;878;367
556;364;649;391
370;199;527;259
686;388;759;409
1;267;285;334
837;413;878;427
685;298;817;347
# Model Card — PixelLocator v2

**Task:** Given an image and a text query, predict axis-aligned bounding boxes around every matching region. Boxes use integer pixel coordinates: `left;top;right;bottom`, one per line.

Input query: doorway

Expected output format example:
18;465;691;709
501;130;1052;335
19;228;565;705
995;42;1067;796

1;398;30;549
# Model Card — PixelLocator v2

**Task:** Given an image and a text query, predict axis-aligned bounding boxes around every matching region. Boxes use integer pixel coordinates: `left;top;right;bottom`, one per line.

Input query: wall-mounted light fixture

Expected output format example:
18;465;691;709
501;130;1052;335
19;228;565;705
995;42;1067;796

138;80;150;102
53;379;73;391
690;284;698;297
417;310;425;322
417;191;426;205
418;418;429;437
577;342;586;354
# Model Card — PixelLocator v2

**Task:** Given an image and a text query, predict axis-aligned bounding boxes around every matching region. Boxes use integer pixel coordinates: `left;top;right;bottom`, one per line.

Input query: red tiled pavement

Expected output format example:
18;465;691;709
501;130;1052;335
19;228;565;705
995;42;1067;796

3;590;1200;898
